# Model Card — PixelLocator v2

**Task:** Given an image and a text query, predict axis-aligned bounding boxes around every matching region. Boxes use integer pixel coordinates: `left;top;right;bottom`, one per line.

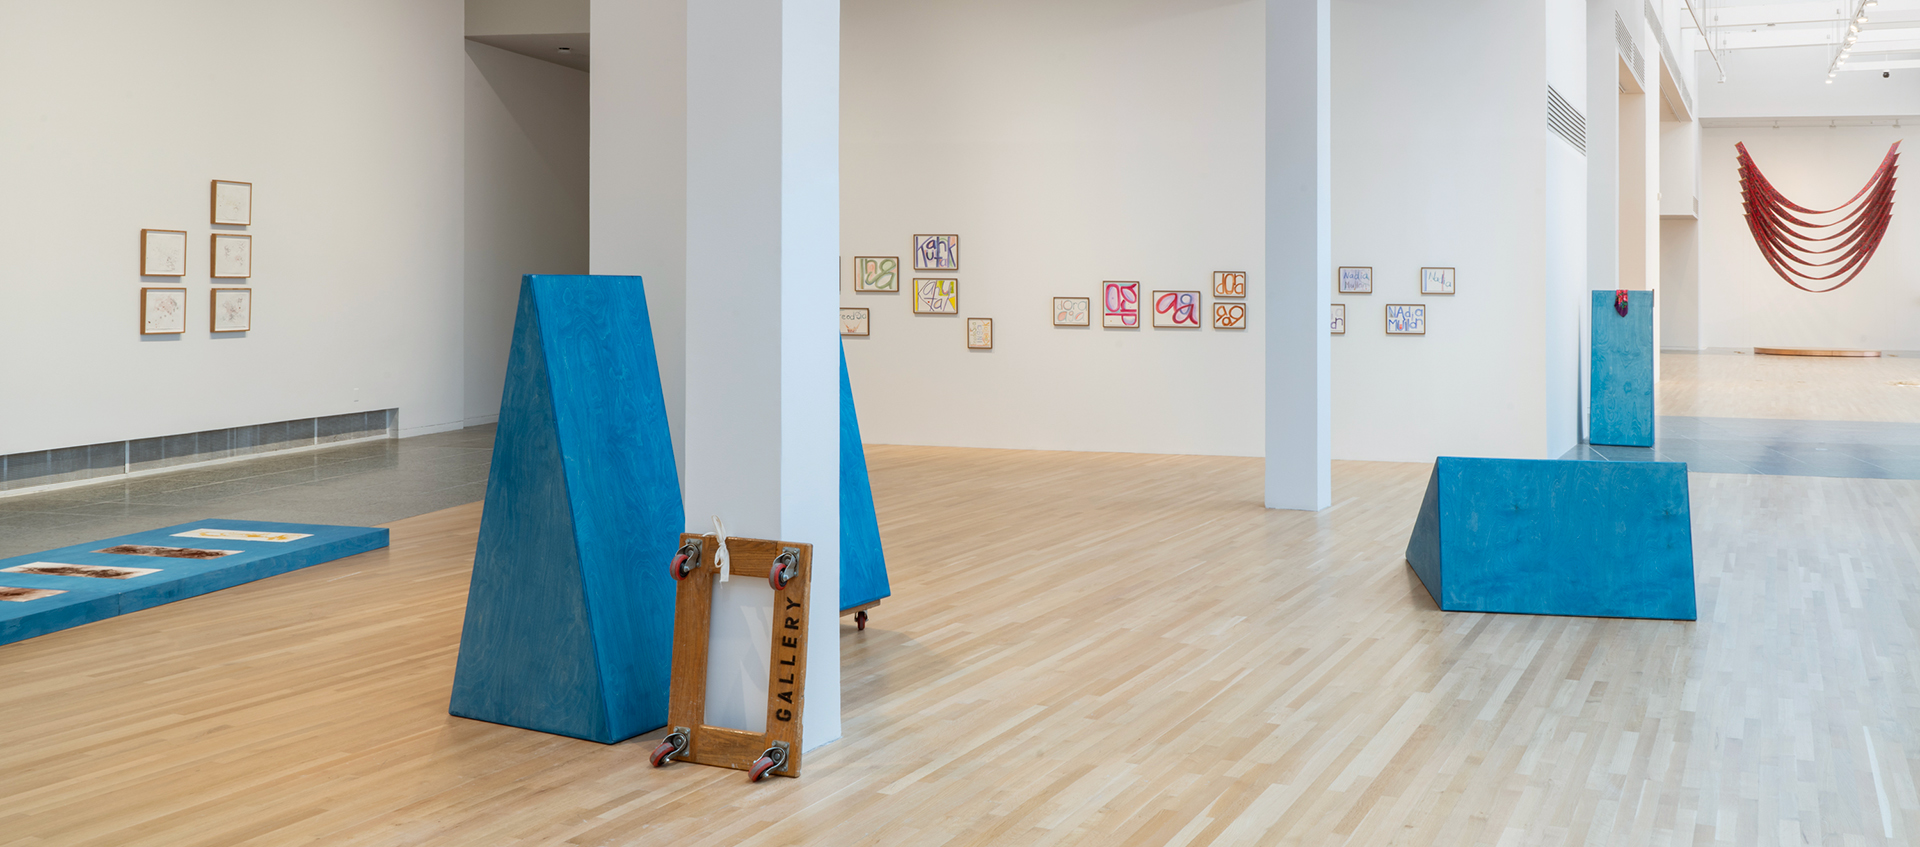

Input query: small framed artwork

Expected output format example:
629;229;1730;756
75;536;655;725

211;288;252;333
840;307;870;336
913;234;959;271
141;287;189;334
1331;303;1346;334
1385;303;1426;335
141;229;188;276
211;233;252;278
1213;302;1247;329
913;278;958;314
1103;281;1140;327
1337;266;1372;294
1213;271;1247;298
1420;267;1455;295
1052;296;1090;326
1151;290;1202;328
967;317;993;349
211;180;252;226
852;257;899;292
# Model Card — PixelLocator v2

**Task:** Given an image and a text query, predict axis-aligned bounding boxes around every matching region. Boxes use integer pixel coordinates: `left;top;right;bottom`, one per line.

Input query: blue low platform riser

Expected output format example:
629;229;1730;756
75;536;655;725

1405;457;1696;620
0;519;388;647
1591;290;1655;447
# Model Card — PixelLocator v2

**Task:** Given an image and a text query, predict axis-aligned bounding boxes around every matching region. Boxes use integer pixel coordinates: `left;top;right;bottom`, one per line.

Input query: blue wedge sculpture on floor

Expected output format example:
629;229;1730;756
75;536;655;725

840;343;891;614
1590;290;1655;447
449;275;685;744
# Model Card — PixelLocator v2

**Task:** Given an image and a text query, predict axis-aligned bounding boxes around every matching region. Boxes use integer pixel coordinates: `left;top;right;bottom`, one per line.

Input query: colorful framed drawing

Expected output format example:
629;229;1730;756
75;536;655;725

1213;271;1247;298
1052;297;1090;326
840;307;870;336
211;233;252;278
211;179;252;226
141;287;189;334
1337;266;1372;294
211;288;252;333
1151;290;1202;328
1213;302;1247;329
852;257;899;292
1385;303;1426;335
913;278;958;314
1103;282;1140;328
1420;267;1455;295
1330;303;1346;334
913;234;959;271
141;229;188;276
967;317;993;349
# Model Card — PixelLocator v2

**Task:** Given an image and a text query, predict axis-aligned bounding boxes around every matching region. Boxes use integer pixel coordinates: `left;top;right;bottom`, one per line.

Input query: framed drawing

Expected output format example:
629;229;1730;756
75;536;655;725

1385;303;1426;335
1213;271;1247;298
141;229;188;276
1337;266;1372;294
1102;281;1140;327
912;278;958;314
1213;302;1247;329
852;257;899;292
840;307;870;336
1052;296;1090;326
1331;303;1346;334
211;288;252;333
211;180;252;226
1420;267;1455;295
966;317;993;349
211;233;252;278
1151;290;1202;328
912;234;959;271
141;287;188;334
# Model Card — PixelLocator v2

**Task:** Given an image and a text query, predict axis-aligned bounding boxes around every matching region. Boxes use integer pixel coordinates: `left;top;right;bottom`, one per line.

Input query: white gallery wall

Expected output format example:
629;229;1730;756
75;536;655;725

464;42;590;426
841;0;1266;457
0;0;466;455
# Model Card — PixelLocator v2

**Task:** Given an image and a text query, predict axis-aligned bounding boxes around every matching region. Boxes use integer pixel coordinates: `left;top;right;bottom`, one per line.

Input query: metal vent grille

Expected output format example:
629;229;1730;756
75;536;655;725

1615;12;1645;87
1548;86;1587;155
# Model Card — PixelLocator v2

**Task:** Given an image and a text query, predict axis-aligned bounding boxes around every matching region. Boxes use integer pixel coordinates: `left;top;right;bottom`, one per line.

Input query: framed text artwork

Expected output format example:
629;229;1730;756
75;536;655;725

1103;281;1140;327
1213;271;1247;298
1213;302;1247;329
1420;267;1456;295
913;234;959;271
840;307;870;336
141;287;189;334
853;257;899;292
1385;303;1426;335
141;229;188;276
211;180;252;226
1337;266;1372;294
1053;297;1090;326
1152;290;1202;328
211;288;252;333
1331;303;1346;334
967;317;993;349
913;278;958;314
211;233;252;278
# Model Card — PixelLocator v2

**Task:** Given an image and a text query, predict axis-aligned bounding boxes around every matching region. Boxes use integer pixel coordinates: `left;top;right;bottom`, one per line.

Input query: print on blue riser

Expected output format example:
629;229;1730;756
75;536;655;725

0;519;388;647
1404;456;1696;620
1591;290;1655;447
840;343;891;612
449;275;684;745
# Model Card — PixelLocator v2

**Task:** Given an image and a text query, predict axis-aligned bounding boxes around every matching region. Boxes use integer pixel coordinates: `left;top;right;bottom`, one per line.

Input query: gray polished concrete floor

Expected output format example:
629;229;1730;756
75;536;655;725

0;425;496;560
1561;415;1920;479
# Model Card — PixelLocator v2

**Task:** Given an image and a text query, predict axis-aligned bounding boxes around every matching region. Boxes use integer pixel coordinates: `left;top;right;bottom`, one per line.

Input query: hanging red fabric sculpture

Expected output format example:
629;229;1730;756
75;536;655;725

1737;140;1899;293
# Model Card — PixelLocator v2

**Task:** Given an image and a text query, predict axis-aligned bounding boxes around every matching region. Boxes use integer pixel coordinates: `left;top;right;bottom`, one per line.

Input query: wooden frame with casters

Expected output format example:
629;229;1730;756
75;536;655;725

654;534;813;782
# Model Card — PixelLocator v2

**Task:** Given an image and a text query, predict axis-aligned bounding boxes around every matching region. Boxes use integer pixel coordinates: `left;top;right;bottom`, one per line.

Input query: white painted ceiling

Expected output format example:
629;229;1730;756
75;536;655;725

1684;0;1920;72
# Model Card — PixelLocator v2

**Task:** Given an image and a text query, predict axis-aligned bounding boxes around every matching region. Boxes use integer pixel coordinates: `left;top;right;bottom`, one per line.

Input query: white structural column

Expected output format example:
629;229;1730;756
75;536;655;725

1264;0;1333;511
686;0;842;752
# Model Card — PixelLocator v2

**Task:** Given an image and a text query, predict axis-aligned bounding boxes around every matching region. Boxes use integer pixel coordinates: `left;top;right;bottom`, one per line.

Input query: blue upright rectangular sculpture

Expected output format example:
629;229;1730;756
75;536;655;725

840;343;891;612
1405;457;1695;620
449;275;684;744
1590;290;1654;447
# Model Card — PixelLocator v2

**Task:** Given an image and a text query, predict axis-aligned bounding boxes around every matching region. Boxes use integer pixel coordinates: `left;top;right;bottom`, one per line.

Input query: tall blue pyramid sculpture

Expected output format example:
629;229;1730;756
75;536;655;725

840;343;892;612
449;275;684;744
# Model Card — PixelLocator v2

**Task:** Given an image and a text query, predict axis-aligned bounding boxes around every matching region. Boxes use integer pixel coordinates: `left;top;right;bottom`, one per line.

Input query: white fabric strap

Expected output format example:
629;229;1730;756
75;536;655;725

711;515;731;583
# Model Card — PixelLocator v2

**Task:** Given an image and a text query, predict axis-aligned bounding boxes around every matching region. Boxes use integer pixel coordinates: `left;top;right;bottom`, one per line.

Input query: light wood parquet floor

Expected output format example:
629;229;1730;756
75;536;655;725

1660;351;1920;421
2;449;1917;846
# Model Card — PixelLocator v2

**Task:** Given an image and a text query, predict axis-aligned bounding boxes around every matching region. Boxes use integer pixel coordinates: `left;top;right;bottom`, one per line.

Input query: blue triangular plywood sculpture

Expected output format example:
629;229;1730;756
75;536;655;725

840;343;891;612
449;275;684;744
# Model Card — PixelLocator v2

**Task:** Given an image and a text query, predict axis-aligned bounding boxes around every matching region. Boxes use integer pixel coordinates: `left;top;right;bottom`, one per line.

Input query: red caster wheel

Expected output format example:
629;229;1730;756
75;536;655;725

748;744;788;782
768;549;799;591
650;731;688;767
669;541;701;581
854;610;868;631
